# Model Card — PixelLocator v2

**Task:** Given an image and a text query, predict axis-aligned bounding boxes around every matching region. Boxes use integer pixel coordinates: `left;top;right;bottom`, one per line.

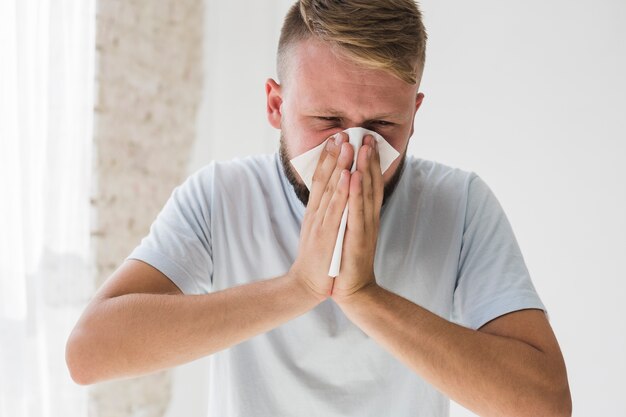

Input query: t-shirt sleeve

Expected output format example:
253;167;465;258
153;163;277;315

125;165;214;295
452;173;547;330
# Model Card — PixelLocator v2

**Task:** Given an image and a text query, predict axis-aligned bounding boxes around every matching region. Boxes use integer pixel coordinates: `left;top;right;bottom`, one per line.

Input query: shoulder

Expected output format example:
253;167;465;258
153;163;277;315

401;155;478;202
169;154;277;211
215;152;278;187
401;157;512;237
197;154;283;203
188;153;277;189
211;153;276;176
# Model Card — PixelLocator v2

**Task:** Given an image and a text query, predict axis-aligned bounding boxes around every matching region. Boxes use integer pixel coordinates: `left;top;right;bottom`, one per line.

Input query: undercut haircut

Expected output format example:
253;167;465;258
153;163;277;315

277;0;428;85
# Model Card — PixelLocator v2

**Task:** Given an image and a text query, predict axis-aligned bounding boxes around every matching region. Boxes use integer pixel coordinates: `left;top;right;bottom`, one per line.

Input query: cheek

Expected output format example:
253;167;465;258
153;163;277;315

283;120;340;156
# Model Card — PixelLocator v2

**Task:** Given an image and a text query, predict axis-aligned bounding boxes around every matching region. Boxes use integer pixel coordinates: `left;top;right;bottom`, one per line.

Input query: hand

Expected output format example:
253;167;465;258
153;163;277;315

331;134;383;305
288;132;354;303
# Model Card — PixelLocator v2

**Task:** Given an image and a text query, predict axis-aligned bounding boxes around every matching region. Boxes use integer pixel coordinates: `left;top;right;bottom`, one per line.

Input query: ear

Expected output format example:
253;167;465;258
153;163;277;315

409;92;425;138
265;78;283;130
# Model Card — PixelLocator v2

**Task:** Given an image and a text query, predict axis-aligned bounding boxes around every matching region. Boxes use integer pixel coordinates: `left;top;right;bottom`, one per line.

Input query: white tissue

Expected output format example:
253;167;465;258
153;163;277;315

290;127;400;277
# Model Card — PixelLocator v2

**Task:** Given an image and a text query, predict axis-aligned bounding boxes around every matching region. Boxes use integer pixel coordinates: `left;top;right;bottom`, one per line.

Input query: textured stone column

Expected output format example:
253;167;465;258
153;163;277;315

90;0;203;415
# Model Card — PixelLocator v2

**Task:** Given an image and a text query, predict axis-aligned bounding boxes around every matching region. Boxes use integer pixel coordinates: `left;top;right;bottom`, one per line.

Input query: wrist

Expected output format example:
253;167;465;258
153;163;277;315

285;270;328;306
333;280;380;308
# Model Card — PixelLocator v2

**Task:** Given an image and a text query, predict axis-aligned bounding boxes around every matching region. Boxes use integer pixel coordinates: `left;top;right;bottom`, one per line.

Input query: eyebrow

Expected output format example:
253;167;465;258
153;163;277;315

308;108;403;121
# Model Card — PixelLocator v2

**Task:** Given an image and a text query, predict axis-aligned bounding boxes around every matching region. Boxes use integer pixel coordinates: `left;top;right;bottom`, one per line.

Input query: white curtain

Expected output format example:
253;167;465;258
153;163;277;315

0;0;95;416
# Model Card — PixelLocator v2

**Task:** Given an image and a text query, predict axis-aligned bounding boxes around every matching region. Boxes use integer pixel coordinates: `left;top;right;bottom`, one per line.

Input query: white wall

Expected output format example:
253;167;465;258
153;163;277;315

417;2;626;416
188;0;295;171
172;1;626;416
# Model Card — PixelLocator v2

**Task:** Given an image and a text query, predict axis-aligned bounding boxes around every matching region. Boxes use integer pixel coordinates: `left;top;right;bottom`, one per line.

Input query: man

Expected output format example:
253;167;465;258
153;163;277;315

66;1;572;416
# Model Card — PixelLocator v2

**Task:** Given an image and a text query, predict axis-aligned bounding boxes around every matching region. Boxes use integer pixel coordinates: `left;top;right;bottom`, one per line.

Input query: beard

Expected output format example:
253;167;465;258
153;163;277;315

278;131;406;208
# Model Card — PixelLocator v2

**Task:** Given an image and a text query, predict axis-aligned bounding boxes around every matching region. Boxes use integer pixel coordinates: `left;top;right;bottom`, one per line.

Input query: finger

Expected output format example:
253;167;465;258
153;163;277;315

307;133;345;213
321;169;350;229
347;170;365;239
316;139;354;218
369;138;384;221
357;141;374;234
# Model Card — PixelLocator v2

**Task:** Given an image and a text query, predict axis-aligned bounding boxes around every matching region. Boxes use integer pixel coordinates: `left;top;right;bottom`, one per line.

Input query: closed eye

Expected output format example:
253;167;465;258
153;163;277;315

314;117;395;128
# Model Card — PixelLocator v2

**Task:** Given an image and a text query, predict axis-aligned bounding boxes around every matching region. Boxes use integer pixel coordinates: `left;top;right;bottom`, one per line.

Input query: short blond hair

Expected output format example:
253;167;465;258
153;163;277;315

277;0;428;85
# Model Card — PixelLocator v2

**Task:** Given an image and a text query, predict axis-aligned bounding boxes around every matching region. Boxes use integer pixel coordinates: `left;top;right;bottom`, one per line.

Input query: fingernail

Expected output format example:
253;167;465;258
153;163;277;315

367;146;372;158
326;138;335;151
334;133;342;145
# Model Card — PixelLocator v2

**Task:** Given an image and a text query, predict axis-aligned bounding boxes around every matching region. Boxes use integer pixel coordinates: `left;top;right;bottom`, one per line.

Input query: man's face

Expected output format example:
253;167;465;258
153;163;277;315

267;38;424;206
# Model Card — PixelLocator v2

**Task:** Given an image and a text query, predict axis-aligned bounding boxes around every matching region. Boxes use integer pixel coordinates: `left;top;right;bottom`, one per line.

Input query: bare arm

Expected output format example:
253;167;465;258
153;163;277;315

336;285;572;417
65;259;321;385
66;134;352;386
323;135;571;416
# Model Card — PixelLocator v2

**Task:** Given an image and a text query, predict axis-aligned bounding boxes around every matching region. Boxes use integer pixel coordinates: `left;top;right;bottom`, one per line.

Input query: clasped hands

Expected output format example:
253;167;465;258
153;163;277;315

289;131;383;306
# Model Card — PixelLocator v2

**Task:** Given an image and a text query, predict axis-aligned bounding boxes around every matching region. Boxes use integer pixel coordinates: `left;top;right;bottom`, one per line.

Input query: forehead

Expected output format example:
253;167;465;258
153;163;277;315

284;38;417;117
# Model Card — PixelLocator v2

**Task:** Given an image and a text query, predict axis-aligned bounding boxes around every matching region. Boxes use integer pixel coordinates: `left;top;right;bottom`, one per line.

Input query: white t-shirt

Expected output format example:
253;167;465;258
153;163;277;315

127;152;546;417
